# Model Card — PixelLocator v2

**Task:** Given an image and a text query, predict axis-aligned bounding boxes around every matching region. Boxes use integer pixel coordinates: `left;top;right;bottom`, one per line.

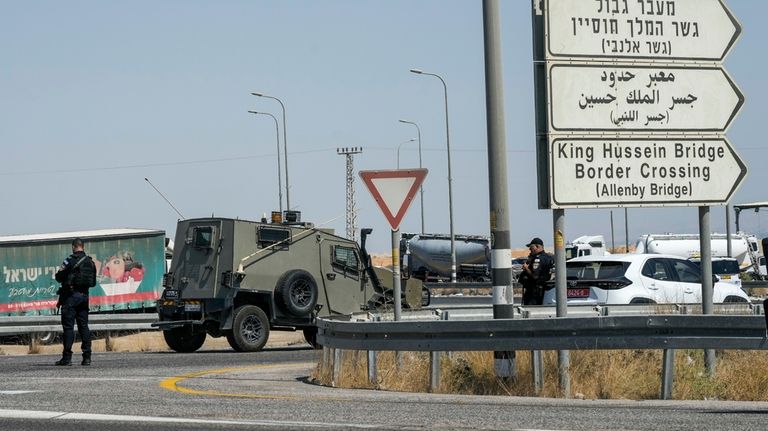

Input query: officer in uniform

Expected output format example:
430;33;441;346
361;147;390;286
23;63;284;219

54;238;94;366
519;237;554;305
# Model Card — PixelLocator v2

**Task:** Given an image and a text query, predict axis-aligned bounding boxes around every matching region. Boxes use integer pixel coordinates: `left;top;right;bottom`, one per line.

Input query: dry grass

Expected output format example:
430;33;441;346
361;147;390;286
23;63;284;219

314;349;768;401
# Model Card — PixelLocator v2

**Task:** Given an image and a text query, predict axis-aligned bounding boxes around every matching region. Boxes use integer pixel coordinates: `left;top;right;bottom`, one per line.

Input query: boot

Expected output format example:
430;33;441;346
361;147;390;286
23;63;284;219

55;358;72;366
81;355;91;366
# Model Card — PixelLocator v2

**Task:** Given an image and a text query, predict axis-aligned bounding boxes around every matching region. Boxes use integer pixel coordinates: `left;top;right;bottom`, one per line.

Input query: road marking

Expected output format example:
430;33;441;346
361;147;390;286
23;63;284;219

159;362;327;400
0;390;40;395
0;408;380;428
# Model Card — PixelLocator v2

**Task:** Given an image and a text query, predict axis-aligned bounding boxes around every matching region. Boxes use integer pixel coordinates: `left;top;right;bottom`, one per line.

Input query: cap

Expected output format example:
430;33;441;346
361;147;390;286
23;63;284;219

525;237;543;247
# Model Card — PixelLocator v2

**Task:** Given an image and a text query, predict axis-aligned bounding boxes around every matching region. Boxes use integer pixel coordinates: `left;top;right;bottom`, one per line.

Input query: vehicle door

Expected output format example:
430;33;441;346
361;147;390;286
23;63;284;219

668;258;704;303
639;258;683;303
319;239;365;315
174;221;222;300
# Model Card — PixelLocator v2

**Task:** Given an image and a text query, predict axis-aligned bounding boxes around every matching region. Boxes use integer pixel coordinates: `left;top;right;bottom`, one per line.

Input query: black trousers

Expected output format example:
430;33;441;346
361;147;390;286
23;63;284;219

60;292;92;359
522;283;544;305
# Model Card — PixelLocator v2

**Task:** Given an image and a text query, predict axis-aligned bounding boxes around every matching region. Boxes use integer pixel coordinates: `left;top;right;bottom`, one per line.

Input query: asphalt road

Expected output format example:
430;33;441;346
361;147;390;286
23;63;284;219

1;345;767;430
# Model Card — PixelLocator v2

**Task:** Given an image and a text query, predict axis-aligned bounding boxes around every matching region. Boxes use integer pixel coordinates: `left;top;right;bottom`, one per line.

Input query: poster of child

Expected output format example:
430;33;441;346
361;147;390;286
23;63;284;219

99;250;145;295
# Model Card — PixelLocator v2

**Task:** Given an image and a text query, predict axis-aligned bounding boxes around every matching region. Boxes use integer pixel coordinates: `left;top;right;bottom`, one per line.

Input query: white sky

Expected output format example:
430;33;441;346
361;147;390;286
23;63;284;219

2;0;766;253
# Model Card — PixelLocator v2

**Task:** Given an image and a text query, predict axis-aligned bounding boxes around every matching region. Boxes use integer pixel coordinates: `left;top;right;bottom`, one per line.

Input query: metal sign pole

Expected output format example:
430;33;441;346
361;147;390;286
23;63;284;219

699;206;715;375
553;209;570;397
392;229;402;322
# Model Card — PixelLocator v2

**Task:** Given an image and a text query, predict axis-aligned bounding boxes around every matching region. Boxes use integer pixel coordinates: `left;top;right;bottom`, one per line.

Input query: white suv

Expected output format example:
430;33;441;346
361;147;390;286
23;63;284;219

542;254;749;305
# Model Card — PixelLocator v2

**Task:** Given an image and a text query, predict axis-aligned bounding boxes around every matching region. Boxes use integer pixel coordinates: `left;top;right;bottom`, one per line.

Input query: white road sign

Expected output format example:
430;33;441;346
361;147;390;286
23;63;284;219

545;0;741;61
359;169;428;231
549;64;744;132
549;137;747;208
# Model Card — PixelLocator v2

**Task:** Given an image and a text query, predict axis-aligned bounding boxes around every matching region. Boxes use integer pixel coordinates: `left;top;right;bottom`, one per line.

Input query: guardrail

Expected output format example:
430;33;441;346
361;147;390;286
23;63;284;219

0;313;158;336
316;303;768;399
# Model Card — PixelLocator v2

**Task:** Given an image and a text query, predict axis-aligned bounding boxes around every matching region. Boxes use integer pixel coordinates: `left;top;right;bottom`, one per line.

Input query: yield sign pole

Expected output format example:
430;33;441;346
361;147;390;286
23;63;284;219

360;169;428;321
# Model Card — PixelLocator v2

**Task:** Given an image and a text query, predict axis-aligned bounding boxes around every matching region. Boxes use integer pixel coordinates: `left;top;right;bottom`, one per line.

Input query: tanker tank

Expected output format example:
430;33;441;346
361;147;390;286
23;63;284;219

401;233;490;282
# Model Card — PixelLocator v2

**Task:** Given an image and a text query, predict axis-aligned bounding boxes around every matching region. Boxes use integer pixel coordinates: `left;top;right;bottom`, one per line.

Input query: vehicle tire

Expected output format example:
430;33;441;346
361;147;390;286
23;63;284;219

162;327;206;353
275;270;318;317
227;305;270;352
303;327;321;349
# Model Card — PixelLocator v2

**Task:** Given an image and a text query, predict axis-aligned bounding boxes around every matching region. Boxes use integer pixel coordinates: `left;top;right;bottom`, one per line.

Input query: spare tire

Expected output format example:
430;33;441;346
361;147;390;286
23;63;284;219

275;270;318;317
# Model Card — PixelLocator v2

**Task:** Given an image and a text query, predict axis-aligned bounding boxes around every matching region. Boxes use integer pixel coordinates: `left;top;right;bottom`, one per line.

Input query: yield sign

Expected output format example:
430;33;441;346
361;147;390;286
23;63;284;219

359;169;428;230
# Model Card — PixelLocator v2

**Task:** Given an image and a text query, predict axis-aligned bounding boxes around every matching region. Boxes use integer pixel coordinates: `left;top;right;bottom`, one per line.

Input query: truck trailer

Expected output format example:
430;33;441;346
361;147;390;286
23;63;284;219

0;228;166;316
0;228;166;342
400;233;491;282
634;233;761;273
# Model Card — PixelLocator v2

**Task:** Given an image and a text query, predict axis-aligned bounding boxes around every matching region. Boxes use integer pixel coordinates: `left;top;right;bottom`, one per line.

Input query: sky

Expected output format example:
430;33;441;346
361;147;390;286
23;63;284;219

2;0;767;254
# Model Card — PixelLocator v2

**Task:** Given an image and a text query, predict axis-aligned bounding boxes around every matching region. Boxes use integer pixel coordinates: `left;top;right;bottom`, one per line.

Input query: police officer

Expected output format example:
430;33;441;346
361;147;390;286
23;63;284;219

520;237;554;305
54;238;95;366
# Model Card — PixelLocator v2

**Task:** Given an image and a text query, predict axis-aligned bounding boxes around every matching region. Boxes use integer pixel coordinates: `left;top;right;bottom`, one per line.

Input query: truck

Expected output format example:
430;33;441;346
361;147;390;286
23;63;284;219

634;232;761;273
153;214;423;353
0;229;166;341
565;235;610;260
400;233;490;282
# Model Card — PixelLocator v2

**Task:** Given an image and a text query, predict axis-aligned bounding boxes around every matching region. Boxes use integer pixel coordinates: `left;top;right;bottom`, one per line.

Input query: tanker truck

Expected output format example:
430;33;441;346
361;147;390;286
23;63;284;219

634;232;761;273
400;233;490;282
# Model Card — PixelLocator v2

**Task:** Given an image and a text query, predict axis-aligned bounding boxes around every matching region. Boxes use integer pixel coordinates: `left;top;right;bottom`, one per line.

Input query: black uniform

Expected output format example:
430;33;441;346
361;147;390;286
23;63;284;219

54;250;93;364
519;250;554;305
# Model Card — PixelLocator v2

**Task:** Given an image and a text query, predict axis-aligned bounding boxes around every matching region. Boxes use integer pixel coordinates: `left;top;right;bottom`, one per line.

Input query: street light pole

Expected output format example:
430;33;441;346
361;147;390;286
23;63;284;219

396;138;416;169
251;92;290;211
399;119;425;234
410;68;456;283
247;110;283;213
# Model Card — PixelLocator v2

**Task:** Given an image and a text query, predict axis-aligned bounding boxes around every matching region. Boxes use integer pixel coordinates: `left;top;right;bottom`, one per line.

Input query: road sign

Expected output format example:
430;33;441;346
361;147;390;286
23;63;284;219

359;169;428;230
548;64;744;132
549;137;747;208
545;0;741;62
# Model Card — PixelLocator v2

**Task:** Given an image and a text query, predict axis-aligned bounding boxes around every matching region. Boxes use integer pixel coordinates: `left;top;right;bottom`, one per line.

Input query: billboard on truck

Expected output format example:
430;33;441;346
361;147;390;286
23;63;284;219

0;228;165;315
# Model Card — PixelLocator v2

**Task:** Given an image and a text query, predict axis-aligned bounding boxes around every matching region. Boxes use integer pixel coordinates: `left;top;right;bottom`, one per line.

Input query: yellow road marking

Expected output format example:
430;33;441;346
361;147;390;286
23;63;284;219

159;362;323;400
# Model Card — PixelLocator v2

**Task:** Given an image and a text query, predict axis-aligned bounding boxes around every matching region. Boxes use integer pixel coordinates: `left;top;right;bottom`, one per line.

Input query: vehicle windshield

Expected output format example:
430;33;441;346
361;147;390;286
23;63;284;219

711;260;740;275
565;247;575;260
566;261;628;280
690;259;740;275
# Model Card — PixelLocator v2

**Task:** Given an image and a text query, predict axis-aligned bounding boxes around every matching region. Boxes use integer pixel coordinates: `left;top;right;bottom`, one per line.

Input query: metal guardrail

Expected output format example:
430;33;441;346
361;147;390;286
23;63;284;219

0;313;158;335
317;313;768;351
316;302;768;398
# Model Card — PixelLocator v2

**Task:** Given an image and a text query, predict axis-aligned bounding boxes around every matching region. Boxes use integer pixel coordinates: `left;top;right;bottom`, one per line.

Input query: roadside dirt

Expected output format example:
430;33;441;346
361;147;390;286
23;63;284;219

0;330;308;356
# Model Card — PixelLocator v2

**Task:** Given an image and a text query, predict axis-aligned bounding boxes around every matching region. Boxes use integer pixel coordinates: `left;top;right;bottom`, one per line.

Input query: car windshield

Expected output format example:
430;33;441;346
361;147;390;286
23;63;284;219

711;260;740;275
690;259;740;275
566;261;628;280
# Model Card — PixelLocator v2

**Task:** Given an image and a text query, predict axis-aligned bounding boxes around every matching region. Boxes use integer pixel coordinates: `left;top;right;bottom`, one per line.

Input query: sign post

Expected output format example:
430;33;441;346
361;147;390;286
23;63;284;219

533;0;745;380
359;169;427;321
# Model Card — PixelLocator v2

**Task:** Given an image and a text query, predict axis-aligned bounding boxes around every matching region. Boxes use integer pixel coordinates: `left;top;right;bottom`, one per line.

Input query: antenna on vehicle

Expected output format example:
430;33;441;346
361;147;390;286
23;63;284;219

145;177;185;219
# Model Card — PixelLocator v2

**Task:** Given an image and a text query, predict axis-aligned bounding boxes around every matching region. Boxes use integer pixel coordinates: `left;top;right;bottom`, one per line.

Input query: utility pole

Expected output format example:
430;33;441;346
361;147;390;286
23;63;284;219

337;147;363;241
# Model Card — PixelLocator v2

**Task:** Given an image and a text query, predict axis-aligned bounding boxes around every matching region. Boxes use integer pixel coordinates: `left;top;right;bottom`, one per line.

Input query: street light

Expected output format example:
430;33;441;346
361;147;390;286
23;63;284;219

399;119;425;234
247;110;283;213
396;138;416;169
410;68;456;283
251;92;291;211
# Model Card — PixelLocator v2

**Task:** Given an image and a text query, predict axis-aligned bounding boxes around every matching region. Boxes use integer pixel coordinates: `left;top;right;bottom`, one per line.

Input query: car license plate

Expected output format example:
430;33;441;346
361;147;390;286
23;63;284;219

184;303;201;312
720;275;731;279
164;289;179;299
567;288;590;298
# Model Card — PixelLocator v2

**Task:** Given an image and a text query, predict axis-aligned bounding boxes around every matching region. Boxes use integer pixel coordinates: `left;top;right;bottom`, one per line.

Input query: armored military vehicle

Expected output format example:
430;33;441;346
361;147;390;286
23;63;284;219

153;214;423;353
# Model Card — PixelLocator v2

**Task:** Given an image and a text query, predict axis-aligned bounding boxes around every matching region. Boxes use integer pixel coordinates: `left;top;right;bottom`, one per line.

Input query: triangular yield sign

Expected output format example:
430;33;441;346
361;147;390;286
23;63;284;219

359;169;428;230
